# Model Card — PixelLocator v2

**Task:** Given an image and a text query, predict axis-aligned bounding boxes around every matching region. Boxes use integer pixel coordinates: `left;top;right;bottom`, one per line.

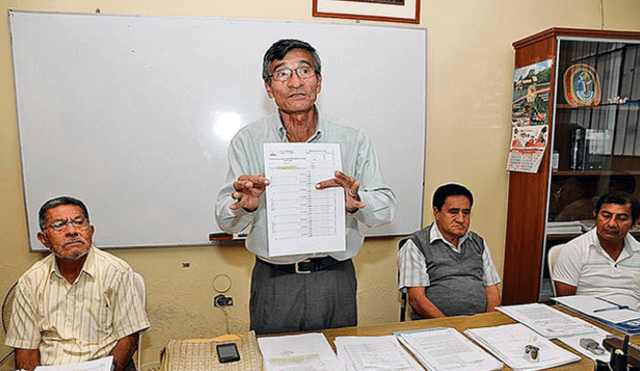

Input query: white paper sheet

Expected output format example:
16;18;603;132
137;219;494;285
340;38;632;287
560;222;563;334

264;143;346;257
557;328;611;362
497;303;597;338
394;327;503;371
34;356;113;371
464;323;581;371
334;335;424;371
257;332;344;371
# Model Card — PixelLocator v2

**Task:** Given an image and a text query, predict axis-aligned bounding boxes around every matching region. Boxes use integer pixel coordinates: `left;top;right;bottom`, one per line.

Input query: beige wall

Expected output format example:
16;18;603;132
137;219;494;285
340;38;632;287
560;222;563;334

1;0;639;369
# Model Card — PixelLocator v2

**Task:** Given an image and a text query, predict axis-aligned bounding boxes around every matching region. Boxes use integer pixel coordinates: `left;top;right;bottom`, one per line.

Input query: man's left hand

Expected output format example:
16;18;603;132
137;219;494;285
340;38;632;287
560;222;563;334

316;171;366;213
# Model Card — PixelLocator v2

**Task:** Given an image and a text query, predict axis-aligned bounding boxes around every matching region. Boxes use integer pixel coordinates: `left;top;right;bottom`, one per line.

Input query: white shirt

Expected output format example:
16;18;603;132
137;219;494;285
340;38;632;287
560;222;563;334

552;228;640;310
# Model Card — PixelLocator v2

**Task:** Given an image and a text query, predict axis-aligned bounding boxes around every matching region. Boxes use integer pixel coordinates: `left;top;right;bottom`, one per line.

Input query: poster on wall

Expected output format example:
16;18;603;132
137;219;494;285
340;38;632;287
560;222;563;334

507;59;552;173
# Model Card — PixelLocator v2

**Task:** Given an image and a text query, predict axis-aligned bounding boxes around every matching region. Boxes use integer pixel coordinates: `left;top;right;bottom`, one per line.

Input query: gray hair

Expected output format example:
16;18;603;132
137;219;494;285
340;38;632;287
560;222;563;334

39;196;90;231
262;39;322;83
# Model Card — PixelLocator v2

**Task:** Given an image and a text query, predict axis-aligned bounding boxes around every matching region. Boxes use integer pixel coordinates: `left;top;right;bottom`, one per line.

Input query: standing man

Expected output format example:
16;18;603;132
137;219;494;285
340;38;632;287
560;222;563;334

5;196;149;371
215;39;397;334
398;183;501;319
553;192;640;310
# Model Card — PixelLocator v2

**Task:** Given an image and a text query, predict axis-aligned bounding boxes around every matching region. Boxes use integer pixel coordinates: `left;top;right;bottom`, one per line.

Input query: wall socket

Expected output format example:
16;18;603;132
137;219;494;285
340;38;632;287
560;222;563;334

213;294;233;307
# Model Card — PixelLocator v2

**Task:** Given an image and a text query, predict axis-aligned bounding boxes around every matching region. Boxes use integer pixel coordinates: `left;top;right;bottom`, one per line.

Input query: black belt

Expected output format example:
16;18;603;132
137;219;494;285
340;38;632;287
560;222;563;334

259;256;342;274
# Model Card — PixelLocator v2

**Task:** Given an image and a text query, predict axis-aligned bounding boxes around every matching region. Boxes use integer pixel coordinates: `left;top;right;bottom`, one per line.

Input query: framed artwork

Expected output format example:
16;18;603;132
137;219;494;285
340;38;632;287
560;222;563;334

563;64;602;107
313;0;420;24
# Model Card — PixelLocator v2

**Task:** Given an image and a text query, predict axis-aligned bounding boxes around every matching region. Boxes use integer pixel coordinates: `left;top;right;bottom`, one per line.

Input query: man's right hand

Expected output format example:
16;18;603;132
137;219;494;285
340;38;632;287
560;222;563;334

230;174;270;212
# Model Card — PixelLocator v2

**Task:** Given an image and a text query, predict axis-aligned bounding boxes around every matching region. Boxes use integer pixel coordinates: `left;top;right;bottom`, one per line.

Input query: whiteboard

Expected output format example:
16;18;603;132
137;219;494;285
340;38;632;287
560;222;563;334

9;11;426;250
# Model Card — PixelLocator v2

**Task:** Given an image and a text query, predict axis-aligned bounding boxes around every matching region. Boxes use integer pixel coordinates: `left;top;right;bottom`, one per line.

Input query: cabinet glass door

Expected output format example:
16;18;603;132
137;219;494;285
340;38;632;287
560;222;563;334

541;37;640;300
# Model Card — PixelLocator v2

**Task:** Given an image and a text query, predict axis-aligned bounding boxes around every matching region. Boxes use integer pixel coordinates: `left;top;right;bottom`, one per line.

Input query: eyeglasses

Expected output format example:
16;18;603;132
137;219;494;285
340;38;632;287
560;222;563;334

46;216;89;232
269;67;317;82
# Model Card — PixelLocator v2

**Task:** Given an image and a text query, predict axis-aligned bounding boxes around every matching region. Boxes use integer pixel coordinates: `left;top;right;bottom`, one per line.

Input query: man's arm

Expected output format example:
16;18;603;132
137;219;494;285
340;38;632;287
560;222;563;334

554;281;578;296
15;348;40;371
484;284;501;312
109;332;139;371
407;287;446;319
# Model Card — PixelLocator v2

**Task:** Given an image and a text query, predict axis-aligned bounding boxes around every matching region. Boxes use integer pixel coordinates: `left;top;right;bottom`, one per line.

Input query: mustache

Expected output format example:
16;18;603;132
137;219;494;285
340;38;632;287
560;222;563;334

62;238;87;247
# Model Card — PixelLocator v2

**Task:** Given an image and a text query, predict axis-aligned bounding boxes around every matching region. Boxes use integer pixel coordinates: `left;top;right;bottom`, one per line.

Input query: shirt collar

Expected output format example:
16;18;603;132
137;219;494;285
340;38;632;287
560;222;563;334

429;222;470;250
48;245;97;282
589;228;640;260
275;106;323;143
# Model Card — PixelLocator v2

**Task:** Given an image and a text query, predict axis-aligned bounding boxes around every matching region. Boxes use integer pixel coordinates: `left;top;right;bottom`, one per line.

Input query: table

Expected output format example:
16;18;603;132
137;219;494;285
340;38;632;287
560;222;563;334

319;308;637;371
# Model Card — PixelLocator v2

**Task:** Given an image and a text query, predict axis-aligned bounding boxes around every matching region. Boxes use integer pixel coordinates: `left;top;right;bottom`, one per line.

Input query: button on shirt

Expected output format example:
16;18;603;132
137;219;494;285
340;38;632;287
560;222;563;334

398;223;501;292
215;109;397;264
552;228;640;310
5;246;150;365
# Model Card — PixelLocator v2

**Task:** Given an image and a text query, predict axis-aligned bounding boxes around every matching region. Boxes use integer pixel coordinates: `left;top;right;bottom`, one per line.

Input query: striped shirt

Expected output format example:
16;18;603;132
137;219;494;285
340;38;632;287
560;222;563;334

5;246;150;365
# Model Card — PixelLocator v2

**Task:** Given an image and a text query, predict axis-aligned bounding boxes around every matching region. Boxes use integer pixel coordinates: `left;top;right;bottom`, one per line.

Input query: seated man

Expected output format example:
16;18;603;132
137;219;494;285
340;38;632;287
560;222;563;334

398;183;501;319
5;196;150;371
552;191;640;310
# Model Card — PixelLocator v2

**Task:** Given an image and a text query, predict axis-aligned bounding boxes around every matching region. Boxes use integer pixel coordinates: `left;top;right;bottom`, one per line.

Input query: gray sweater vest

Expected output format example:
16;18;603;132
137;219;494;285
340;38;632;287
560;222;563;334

402;224;487;319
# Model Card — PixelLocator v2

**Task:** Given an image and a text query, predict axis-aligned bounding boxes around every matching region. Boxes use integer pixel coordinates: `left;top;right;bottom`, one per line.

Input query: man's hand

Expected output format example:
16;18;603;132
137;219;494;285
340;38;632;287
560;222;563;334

15;348;40;371
315;171;366;213
230;175;270;212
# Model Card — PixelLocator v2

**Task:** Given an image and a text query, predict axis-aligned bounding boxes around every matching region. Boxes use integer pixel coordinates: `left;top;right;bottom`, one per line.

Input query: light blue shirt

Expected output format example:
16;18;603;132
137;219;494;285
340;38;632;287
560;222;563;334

215;109;397;264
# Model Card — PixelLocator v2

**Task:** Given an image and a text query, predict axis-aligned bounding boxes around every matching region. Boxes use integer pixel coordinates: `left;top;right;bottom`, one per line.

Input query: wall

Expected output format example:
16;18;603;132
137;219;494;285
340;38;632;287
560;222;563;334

1;0;639;369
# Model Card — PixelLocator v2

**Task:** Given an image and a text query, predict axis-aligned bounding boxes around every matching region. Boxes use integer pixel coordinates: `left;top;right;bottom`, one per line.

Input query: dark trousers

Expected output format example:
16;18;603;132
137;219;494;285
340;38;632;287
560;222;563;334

249;257;357;335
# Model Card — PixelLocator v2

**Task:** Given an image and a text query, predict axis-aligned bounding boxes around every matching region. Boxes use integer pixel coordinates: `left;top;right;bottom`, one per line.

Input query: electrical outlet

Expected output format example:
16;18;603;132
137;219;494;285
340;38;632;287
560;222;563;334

214;294;233;307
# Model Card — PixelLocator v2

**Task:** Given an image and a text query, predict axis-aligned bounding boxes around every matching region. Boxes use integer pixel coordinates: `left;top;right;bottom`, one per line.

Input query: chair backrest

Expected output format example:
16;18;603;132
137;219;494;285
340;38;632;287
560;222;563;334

133;272;146;369
2;282;17;334
547;244;565;297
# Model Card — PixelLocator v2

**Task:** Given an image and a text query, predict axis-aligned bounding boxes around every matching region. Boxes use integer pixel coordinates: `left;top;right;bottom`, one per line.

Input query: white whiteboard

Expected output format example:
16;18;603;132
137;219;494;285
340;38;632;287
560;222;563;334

9;11;426;250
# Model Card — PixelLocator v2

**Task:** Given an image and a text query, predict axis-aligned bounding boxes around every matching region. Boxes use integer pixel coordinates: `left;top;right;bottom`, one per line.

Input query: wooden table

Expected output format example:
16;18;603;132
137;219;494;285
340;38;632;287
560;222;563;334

319;308;636;371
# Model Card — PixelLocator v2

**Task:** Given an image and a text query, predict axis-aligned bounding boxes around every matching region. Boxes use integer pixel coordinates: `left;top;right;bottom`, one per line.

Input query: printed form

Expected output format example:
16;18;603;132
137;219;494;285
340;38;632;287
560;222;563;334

264;143;346;257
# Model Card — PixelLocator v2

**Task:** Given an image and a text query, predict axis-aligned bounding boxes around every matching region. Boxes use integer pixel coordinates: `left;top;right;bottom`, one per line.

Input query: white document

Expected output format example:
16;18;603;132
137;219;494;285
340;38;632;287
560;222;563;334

394;327;503;371
553;295;640;323
557;328;611;363
497;303;597;338
257;332;344;371
264;143;346;257
464;323;581;371
34;356;113;371
334;335;424;371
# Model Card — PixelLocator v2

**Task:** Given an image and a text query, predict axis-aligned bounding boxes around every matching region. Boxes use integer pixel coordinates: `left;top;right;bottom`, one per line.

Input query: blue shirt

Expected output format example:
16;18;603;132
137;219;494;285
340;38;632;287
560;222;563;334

215;109;397;264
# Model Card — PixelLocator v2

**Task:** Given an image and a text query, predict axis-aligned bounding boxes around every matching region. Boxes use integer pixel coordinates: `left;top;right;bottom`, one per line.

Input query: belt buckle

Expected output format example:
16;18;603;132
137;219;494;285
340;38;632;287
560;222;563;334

294;260;312;274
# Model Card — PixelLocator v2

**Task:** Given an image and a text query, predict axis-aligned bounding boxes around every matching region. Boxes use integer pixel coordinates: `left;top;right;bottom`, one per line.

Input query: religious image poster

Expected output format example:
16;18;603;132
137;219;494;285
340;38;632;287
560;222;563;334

508;59;552;173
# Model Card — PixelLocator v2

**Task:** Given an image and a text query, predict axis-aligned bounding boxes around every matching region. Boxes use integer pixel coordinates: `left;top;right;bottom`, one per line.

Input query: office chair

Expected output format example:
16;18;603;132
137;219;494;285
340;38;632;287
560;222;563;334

547;243;565;297
1;282;18;367
133;272;146;370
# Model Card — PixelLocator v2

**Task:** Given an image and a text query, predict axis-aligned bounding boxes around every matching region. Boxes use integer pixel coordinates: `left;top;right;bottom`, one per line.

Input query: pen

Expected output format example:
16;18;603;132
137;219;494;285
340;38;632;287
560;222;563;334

594;305;628;313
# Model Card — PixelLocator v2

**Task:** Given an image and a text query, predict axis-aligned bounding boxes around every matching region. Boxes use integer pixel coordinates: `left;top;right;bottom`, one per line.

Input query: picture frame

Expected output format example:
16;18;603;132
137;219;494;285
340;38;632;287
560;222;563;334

313;0;420;24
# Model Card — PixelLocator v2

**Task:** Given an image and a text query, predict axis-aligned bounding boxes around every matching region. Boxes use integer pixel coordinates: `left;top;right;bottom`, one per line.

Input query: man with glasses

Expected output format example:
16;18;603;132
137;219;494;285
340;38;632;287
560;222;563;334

215;39;397;334
5;196;149;371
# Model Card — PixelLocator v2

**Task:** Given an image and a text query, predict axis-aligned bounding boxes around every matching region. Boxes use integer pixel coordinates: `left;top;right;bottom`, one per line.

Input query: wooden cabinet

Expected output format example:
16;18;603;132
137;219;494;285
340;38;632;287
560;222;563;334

503;28;640;305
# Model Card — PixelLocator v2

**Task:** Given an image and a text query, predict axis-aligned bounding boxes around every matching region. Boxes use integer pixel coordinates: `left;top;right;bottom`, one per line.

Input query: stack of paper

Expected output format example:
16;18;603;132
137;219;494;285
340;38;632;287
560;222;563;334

257;332;344;371
497;303;597;338
553;295;640;335
394;327;503;371
334;335;424;371
464;323;581;370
